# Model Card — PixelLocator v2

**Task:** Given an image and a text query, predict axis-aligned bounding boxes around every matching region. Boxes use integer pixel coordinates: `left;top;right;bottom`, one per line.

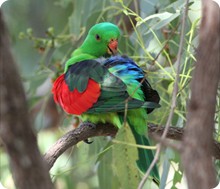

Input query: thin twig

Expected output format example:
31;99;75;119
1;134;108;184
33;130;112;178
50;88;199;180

112;139;157;150
151;134;182;152
138;1;190;188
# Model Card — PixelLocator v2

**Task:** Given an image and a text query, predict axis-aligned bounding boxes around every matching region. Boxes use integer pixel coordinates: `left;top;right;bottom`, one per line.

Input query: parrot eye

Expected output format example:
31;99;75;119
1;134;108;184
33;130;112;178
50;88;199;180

95;34;101;41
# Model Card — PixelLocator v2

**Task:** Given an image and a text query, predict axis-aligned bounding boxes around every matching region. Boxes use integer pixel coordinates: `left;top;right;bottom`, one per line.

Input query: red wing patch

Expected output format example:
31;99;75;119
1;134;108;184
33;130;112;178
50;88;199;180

52;74;100;115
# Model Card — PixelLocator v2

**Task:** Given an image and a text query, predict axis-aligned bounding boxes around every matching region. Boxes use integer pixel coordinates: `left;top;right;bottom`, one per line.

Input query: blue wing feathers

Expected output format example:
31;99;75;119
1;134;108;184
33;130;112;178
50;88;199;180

103;56;144;81
103;56;160;113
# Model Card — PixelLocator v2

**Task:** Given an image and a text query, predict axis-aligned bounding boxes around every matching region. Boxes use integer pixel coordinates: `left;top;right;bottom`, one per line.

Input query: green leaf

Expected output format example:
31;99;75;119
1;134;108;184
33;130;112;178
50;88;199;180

171;186;178;189
159;153;170;189
97;144;120;189
173;171;183;186
137;12;179;29
95;141;113;163
112;125;140;189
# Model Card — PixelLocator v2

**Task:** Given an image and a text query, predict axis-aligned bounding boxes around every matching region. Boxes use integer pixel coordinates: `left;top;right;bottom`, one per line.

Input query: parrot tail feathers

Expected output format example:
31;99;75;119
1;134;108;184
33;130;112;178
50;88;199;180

129;122;160;186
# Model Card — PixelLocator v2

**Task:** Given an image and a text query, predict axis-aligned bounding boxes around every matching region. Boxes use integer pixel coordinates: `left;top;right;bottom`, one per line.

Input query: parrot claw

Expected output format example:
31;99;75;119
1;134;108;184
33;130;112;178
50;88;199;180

84;139;93;144
81;122;96;144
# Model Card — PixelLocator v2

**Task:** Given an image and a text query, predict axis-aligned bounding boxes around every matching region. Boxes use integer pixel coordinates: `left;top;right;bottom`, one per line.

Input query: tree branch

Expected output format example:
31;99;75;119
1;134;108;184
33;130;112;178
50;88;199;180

44;122;117;170
0;11;54;189
44;123;220;170
181;1;220;188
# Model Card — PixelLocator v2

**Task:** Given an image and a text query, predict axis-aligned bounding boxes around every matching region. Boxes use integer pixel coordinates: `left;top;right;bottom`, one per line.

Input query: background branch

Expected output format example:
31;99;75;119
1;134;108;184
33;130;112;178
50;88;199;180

44;123;220;170
0;11;54;189
181;1;220;188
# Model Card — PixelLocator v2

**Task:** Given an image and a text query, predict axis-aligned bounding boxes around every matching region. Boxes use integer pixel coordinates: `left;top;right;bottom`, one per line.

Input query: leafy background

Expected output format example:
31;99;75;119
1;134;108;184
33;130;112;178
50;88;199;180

0;0;219;189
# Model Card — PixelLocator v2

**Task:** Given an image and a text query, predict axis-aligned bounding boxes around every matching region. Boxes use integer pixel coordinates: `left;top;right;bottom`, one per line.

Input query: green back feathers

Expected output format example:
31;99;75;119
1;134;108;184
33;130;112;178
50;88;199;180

64;53;95;72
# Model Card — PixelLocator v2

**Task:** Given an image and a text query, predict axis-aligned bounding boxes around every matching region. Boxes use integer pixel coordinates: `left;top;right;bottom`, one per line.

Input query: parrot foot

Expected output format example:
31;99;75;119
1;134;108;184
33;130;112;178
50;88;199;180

81;122;96;144
84;139;93;144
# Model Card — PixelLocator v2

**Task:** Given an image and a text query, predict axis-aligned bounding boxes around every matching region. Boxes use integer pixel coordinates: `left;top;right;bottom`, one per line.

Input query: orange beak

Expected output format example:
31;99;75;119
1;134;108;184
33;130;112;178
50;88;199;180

108;39;118;55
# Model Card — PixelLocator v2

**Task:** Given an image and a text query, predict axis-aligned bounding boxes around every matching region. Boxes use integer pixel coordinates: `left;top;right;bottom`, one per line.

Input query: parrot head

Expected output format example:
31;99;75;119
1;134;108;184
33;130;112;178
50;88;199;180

80;22;120;57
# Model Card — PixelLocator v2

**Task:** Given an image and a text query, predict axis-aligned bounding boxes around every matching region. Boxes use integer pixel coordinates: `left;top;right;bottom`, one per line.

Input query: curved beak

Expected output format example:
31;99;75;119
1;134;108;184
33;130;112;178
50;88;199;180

107;39;118;55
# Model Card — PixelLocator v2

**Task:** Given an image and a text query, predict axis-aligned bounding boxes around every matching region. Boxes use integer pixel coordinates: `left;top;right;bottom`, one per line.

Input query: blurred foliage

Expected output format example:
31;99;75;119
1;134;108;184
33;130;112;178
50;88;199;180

0;0;219;189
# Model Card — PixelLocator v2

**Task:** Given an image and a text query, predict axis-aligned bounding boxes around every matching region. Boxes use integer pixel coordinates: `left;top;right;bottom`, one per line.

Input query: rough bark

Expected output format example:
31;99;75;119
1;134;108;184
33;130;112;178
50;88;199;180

44;122;118;170
44;123;220;170
0;11;54;189
181;1;220;188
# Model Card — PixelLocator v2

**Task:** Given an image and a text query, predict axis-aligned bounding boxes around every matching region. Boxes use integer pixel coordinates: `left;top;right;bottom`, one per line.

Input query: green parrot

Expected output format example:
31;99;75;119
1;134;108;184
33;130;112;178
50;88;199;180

52;22;160;184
